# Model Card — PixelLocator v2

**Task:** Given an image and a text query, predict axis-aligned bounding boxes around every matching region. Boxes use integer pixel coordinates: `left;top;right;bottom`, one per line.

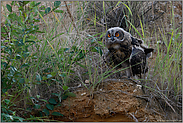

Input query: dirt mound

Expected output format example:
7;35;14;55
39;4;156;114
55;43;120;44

50;79;163;122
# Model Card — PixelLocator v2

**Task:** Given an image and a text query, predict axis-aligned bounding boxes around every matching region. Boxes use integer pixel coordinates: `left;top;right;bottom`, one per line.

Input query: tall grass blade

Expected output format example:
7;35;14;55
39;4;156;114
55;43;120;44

127;20;142;39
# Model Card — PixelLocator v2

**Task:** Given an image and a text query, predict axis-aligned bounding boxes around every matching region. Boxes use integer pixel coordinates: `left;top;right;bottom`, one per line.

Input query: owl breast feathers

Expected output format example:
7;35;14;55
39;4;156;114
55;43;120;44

104;27;154;78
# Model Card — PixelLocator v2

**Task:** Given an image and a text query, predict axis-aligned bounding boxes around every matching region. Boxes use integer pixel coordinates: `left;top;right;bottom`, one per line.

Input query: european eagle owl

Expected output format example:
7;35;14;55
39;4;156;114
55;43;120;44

104;27;140;78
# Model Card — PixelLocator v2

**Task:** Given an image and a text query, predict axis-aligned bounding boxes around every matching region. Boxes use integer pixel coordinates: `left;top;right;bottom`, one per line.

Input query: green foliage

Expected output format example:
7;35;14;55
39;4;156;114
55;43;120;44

2;1;181;121
48;98;57;105
46;104;54;110
54;1;61;7
51;112;63;116
1;1;69;122
42;109;49;116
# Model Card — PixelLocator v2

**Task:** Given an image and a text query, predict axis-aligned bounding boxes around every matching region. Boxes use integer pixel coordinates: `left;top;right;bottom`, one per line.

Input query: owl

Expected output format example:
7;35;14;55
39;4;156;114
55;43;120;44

130;45;154;79
104;27;140;78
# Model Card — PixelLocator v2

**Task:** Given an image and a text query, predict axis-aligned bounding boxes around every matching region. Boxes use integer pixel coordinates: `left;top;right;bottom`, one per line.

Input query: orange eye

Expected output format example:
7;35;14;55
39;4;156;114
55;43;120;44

108;34;111;37
115;32;120;37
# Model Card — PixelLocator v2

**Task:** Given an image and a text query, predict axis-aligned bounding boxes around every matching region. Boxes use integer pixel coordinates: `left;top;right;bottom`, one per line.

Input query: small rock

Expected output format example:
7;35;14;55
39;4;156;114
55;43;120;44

81;92;86;96
85;80;90;84
136;85;142;89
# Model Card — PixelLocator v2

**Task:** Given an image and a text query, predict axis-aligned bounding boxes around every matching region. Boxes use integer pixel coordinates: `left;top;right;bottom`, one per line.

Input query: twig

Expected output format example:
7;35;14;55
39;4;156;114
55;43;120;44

68;84;90;92
134;95;150;102
129;113;138;122
162;96;176;113
146;79;179;112
150;109;165;116
64;1;79;35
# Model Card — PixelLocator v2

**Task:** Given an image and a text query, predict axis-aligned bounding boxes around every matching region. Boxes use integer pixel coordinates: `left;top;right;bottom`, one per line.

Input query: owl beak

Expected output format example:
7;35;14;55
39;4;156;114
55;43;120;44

111;36;114;41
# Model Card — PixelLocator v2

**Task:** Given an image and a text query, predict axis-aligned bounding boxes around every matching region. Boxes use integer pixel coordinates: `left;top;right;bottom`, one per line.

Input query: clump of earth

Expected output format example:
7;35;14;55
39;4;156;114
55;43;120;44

50;78;163;122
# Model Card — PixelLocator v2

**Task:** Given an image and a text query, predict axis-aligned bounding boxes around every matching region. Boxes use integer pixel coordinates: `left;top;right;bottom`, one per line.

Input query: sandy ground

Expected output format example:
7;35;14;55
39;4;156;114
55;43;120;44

50;78;163;122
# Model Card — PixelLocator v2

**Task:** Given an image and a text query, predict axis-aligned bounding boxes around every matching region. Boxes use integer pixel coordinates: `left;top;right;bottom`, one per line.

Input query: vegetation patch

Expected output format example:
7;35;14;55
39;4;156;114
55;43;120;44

1;1;182;122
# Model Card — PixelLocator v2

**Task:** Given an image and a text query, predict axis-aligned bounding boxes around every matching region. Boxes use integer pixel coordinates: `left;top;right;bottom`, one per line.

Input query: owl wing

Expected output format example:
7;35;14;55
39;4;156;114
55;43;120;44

131;37;140;46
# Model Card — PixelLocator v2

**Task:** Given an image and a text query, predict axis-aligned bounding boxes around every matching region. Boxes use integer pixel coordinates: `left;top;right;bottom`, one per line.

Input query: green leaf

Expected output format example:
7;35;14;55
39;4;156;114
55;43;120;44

51;112;63;116
36;74;42;81
90;46;103;56
34;2;41;7
48;98;57;105
13;116;24;122
52;93;59;97
6;4;12;12
55;103;62;108
25;41;35;43
32;56;38;59
19;78;25;84
42;109;49;116
65;92;76;97
36;82;41;85
34;104;41;109
63;85;68;91
45;7;51;14
20;63;29;68
98;47;103;56
46;104;54;110
64;48;70;52
2;89;7;93
30;97;39;103
30;97;35;100
42;76;47;80
47;74;52;79
4;99;10;105
54;10;64;13
59;73;66;77
18;6;23;11
99;32;106;39
2;113;13;119
51;72;56;77
61;95;68;100
10;66;17;73
97;41;105;47
1;106;7;112
91;46;98;52
54;1;61;7
36;95;40;99
22;1;30;6
39;99;47;103
11;1;15;5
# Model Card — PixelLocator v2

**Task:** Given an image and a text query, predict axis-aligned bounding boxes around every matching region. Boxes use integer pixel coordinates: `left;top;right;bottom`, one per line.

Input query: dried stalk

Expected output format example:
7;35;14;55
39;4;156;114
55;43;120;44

64;1;79;35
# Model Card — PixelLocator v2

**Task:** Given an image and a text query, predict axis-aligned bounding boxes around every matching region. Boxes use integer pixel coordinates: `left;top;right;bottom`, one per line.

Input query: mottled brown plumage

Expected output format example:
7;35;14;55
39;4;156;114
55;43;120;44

104;27;139;78
103;27;153;78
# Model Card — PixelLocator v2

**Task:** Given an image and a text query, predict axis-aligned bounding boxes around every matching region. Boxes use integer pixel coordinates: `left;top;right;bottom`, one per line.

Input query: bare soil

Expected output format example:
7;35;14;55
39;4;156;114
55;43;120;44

50;79;163;122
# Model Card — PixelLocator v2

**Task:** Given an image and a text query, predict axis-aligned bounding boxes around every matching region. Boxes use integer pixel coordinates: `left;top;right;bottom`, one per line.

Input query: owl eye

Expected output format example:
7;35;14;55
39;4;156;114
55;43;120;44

108;34;111;38
115;32;120;37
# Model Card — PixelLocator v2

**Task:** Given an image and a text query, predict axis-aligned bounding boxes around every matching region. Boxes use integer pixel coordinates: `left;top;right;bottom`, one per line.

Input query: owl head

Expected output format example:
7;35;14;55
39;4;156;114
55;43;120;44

105;27;126;43
105;27;140;49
